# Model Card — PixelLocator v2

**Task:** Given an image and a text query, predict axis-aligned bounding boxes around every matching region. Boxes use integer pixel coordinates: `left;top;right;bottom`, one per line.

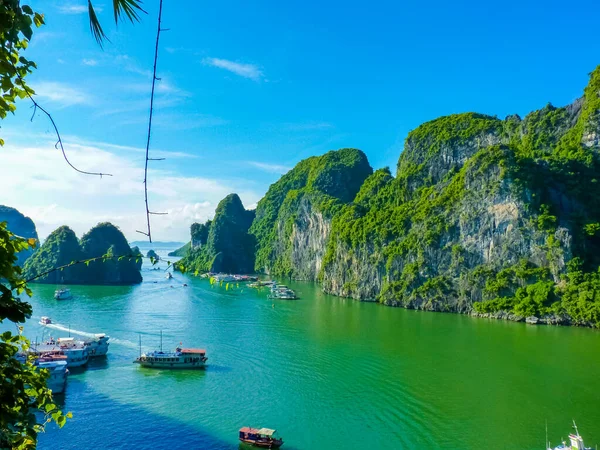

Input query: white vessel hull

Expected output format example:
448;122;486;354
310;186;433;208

136;360;206;369
37;360;68;394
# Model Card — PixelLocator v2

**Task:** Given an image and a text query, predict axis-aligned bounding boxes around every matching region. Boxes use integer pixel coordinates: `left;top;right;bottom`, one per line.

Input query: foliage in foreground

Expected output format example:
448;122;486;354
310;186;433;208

0;222;71;448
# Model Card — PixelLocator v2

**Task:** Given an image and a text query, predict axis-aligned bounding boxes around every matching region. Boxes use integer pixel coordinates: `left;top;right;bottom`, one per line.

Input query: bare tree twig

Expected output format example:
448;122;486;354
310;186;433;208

142;0;166;242
11;62;112;177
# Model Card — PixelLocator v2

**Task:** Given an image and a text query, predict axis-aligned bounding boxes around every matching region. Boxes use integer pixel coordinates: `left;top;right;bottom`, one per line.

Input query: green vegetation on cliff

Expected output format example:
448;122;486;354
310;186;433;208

0;205;39;265
320;65;600;327
168;242;190;257
250;148;373;275
178;194;255;274
24;223;142;285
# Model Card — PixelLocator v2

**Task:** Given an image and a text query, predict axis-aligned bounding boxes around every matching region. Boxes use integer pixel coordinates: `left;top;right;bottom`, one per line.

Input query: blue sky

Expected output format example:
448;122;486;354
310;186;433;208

2;0;599;241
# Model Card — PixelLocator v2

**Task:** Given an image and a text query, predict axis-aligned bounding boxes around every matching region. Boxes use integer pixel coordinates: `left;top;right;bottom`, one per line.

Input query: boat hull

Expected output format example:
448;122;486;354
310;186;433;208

135;360;206;369
239;438;283;448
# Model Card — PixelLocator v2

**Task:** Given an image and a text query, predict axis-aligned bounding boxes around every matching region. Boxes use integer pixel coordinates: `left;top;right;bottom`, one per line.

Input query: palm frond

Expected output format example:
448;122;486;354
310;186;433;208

88;1;109;47
113;0;147;24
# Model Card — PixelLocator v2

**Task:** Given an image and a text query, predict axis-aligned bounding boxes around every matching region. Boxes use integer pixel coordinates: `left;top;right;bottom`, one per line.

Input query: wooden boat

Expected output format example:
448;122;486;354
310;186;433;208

239;427;283;448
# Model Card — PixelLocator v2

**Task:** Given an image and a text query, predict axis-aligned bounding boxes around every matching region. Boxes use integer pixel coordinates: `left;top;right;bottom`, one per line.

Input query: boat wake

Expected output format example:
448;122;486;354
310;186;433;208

44;323;138;349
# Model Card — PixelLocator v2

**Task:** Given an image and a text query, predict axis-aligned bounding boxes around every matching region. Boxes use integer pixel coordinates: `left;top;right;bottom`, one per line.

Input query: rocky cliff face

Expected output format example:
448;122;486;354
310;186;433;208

24;223;142;285
178;194;255;274
250;148;373;279
0;205;39;265
177;66;600;326
319;65;600;326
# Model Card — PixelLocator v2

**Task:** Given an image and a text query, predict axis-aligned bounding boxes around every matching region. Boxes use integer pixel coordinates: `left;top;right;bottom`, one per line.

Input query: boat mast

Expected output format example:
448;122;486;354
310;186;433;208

139;334;142;358
546;420;549;450
160;330;163;352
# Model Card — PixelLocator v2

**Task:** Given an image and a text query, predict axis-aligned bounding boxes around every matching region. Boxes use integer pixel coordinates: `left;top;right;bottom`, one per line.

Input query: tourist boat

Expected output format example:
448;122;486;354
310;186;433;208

134;333;207;369
31;337;90;368
39;316;52;325
212;274;236;282
268;284;298;300
547;421;594;450
249;280;276;288
36;358;69;394
54;288;72;300
238;427;284;448
82;333;110;357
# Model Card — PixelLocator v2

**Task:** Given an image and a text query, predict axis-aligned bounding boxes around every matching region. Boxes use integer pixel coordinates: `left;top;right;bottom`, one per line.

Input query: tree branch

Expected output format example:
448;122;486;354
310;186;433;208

11;62;112;177
141;0;166;243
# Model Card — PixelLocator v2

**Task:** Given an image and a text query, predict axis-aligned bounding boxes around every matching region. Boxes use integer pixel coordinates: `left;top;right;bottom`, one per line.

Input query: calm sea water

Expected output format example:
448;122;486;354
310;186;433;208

13;246;600;449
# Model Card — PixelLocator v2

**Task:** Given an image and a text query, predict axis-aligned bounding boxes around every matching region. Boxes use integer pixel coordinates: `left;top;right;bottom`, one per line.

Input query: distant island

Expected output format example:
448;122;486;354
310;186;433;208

179;65;600;328
24;222;142;285
0;205;39;265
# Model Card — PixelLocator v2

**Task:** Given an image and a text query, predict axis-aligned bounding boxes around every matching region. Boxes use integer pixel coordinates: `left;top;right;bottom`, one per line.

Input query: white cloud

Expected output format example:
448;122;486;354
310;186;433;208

1;138;261;241
33;81;91;107
57;4;97;14
203;57;263;81
82;58;98;66
248;161;292;174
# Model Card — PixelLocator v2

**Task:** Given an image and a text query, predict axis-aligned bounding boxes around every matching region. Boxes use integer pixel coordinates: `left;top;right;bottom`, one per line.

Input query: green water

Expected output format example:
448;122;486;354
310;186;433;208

15;252;600;449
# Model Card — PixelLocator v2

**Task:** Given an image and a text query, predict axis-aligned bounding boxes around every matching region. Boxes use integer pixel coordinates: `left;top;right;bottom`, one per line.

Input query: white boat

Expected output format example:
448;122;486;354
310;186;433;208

212;274;236;282
268;284;298;300
31;337;90;368
82;334;110;357
54;288;72;300
547;421;594;450
36;358;69;394
39;316;52;325
135;347;208;369
134;333;207;369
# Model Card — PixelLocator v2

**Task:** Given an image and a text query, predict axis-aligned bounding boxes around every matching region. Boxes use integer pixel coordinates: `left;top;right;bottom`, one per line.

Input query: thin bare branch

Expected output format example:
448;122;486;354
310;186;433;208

12;63;112;177
141;0;166;242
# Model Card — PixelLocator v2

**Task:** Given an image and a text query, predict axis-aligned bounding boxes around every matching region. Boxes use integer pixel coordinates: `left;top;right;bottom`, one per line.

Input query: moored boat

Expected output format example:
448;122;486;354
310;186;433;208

268;284;298;300
239;427;284;448
82;333;110;357
36;358;69;394
31;337;90;367
547;421;593;450
54;288;72;300
166;272;173;279
39;316;52;325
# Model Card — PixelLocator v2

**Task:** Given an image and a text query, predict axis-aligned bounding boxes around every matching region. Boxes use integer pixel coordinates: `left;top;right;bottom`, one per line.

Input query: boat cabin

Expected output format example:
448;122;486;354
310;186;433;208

239;427;284;448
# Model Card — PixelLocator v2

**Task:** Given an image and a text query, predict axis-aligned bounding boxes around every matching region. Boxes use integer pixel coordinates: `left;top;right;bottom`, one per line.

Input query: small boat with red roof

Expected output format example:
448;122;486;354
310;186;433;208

239;427;284;448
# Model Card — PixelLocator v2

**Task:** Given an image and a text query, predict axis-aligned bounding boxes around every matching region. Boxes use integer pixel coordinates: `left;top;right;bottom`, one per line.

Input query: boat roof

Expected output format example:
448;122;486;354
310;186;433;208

239;427;259;433
180;348;206;354
58;337;75;342
257;428;276;436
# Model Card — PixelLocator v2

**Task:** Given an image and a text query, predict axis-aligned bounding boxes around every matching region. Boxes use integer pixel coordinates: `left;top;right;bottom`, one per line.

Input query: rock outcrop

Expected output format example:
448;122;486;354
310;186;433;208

0;205;39;265
24;223;142;285
178;194;255;274
250;148;373;278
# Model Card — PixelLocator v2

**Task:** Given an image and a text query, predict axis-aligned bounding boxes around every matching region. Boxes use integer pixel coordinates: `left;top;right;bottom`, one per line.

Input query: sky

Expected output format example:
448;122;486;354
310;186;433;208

1;0;599;242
